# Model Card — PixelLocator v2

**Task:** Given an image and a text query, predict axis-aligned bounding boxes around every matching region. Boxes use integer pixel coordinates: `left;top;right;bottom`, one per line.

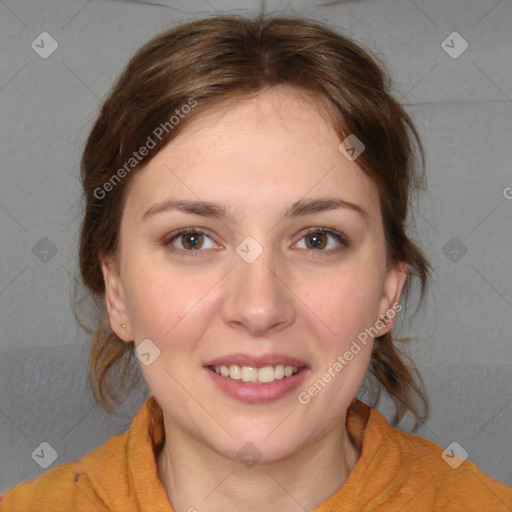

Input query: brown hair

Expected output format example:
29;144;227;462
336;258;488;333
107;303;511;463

78;13;431;428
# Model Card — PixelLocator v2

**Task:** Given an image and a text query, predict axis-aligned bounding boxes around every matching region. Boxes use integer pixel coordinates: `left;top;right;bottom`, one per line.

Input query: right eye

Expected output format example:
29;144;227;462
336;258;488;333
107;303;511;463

163;228;218;256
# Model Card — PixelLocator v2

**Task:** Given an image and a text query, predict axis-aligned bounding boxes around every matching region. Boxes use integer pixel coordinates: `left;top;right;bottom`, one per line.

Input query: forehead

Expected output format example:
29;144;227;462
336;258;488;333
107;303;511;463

123;87;380;223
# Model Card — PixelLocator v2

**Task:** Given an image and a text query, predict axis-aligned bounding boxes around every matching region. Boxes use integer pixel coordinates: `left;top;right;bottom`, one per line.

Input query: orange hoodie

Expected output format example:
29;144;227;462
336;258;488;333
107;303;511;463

1;395;510;511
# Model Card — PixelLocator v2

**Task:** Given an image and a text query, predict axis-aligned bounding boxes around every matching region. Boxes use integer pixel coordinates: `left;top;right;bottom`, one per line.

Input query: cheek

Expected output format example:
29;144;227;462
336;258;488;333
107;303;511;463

122;254;218;343
302;258;384;343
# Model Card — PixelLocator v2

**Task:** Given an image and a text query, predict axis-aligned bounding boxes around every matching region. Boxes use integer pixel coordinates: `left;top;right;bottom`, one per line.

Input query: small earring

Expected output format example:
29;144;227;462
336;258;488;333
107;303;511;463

121;324;126;329
380;315;388;323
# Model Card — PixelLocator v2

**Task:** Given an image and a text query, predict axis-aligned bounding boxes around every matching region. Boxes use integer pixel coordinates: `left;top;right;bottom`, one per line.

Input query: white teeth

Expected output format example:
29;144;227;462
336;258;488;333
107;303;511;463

274;364;285;379
258;366;275;383
212;364;301;384
229;365;241;379
241;366;258;383
284;365;294;377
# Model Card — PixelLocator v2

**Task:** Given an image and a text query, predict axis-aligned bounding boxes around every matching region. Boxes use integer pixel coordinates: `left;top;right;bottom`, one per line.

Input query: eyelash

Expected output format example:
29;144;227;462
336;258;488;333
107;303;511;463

162;227;350;258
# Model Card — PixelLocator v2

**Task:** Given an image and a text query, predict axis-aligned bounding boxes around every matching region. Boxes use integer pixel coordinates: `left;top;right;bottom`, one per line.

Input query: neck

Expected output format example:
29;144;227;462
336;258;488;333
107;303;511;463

156;416;361;512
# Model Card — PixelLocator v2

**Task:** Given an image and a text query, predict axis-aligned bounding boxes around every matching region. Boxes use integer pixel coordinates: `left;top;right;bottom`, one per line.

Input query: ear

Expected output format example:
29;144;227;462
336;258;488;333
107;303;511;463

100;252;133;342
376;260;409;336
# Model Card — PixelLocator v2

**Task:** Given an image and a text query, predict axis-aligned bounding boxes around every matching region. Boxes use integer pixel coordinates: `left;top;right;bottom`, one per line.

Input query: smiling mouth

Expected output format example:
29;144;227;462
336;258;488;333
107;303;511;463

207;364;305;384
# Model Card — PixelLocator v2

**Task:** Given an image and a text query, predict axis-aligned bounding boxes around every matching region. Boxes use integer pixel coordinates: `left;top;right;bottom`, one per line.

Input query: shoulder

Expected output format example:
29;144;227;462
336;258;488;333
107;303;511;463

386;423;512;510
0;430;130;512
0;396;166;512
0;461;101;512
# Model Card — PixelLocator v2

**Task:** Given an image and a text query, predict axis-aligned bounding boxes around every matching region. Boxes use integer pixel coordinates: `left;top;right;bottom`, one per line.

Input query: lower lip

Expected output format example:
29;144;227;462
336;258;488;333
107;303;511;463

205;367;309;404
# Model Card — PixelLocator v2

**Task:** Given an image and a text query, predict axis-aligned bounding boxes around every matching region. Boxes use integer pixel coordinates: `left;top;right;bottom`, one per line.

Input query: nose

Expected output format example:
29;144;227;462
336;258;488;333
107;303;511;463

220;241;296;337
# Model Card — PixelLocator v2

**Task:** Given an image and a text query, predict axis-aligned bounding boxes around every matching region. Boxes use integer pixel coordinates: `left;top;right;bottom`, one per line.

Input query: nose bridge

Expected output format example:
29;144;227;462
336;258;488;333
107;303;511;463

237;239;278;293
221;236;295;335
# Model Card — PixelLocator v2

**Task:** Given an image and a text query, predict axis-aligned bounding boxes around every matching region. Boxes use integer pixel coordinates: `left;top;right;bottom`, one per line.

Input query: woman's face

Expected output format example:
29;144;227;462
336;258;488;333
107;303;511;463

102;86;406;463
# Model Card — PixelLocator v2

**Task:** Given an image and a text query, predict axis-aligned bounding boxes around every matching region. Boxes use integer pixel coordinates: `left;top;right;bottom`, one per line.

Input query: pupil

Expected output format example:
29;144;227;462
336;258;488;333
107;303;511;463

185;233;201;249
309;232;325;249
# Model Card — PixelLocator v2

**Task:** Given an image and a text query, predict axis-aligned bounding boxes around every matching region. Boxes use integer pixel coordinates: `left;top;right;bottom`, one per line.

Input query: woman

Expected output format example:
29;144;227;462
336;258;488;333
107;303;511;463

1;13;510;512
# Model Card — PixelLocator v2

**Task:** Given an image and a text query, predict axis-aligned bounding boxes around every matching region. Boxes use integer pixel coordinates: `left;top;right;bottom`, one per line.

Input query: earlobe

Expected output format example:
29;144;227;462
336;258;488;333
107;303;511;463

100;253;133;342
378;261;409;335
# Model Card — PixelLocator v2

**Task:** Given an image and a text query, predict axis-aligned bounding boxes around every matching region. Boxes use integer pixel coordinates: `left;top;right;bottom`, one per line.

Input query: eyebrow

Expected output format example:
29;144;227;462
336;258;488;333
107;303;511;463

142;196;369;223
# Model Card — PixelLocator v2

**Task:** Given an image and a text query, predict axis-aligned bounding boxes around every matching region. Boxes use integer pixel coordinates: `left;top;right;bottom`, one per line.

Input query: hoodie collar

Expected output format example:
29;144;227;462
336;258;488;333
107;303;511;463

82;395;401;512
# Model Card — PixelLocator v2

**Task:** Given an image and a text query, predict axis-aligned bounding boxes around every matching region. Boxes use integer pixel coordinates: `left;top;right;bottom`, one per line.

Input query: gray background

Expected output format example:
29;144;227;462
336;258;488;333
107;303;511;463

1;0;511;495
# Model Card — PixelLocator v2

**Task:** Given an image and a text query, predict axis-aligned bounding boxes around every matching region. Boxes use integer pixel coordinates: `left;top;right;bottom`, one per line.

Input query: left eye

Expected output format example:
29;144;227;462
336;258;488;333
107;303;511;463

163;227;349;256
294;228;349;252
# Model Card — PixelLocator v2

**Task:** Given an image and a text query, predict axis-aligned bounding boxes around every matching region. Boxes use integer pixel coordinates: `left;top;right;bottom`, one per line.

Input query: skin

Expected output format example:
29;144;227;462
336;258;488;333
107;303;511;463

101;85;408;512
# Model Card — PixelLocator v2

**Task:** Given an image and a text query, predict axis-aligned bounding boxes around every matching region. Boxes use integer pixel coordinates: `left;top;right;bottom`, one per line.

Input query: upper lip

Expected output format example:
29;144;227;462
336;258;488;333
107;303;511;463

204;353;309;368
